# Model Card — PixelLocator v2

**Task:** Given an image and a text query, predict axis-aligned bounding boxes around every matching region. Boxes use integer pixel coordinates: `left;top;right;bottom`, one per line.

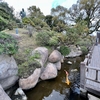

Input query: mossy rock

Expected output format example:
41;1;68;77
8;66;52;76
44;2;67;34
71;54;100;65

18;60;41;78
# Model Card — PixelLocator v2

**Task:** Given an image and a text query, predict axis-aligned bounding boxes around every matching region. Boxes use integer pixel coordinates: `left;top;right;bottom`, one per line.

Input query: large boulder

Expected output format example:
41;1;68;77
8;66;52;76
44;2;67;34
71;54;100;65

0;85;11;100
48;50;62;63
0;76;18;90
32;47;48;67
0;55;18;90
40;63;57;80
19;68;41;90
61;55;64;63
54;61;61;70
66;50;82;58
66;45;82;58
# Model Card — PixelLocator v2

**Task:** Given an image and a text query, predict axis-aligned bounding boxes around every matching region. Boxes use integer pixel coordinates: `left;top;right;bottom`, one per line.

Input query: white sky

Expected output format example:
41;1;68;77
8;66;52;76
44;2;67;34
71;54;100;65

5;0;77;15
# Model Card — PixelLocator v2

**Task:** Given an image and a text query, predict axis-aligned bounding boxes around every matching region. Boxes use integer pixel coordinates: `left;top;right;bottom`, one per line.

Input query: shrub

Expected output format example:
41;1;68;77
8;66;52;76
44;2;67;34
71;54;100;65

22;17;35;26
18;51;41;78
36;30;51;45
42;26;50;31
59;46;70;56
7;20;20;30
49;36;58;46
75;38;92;49
0;16;8;31
0;32;18;55
7;22;13;30
80;46;88;55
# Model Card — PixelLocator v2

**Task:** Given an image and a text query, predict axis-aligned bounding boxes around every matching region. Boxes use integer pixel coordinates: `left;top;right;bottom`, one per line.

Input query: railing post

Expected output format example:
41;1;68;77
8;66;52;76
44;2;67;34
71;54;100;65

80;62;86;89
80;61;87;97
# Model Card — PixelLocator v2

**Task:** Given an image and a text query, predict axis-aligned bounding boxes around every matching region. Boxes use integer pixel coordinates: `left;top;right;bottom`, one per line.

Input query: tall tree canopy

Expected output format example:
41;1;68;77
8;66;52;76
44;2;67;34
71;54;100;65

45;15;53;28
50;6;68;32
79;0;100;28
68;0;100;33
0;2;14;19
28;6;45;20
0;1;16;31
78;0;100;30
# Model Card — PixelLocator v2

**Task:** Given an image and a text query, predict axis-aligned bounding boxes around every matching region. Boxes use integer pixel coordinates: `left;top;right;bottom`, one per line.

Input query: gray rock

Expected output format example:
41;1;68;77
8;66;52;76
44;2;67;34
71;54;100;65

0;76;18;90
66;50;82;57
0;85;11;100
0;55;18;89
32;47;48;67
65;45;82;57
61;55;64;63
40;63;57;80
19;68;41;90
88;93;100;100
14;88;27;100
67;61;72;65
54;61;61;70
48;50;62;63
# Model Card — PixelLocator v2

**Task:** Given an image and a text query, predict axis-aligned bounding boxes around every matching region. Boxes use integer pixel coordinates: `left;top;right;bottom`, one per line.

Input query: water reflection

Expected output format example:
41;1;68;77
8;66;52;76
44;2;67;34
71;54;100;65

43;90;66;100
25;56;85;100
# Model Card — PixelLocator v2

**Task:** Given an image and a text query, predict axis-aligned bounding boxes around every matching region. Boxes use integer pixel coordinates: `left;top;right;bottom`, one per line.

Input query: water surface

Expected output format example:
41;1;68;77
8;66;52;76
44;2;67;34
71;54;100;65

25;56;85;100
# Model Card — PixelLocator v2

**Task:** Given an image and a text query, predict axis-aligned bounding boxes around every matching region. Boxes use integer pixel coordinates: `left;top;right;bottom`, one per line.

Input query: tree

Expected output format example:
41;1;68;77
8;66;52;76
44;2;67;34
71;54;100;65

78;0;100;30
0;3;9;30
0;2;15;20
25;5;50;29
50;6;67;32
68;0;100;33
0;1;17;31
45;15;53;28
51;5;68;22
68;4;81;22
28;6;45;20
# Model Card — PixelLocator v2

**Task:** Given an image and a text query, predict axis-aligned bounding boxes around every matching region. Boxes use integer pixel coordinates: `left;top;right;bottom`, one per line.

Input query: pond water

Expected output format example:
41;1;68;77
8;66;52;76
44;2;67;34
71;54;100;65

25;56;85;100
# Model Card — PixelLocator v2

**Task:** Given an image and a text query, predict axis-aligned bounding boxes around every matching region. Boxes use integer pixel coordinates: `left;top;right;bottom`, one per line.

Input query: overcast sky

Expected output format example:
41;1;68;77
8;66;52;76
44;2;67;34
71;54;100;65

5;0;77;15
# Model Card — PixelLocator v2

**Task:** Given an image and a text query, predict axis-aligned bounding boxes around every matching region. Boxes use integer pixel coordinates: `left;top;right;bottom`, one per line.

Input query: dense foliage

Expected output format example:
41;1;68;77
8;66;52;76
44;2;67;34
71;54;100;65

0;6;8;31
0;32;18;55
0;1;21;31
59;46;70;56
18;49;41;78
36;30;59;46
0;15;7;30
0;0;95;55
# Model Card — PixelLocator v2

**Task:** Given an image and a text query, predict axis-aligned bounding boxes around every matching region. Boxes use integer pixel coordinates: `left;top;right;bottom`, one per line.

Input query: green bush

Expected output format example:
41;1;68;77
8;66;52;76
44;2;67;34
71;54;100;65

0;32;18;55
36;30;59;46
42;26;50;31
22;17;35;26
7;23;13;30
80;46;88;55
76;39;91;46
59;46;70;56
75;38;92;50
36;30;51;45
18;51;41;78
0;16;8;31
49;36;58;46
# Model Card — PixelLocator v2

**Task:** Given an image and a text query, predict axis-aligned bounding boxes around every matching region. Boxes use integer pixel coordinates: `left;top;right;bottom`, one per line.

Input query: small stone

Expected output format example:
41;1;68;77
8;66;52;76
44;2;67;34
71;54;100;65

71;69;78;72
67;61;72;65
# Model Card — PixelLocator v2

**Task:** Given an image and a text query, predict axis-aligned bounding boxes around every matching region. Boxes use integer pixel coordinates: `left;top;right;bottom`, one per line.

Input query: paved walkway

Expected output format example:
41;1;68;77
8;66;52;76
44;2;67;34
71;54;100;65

85;44;100;92
89;44;100;68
